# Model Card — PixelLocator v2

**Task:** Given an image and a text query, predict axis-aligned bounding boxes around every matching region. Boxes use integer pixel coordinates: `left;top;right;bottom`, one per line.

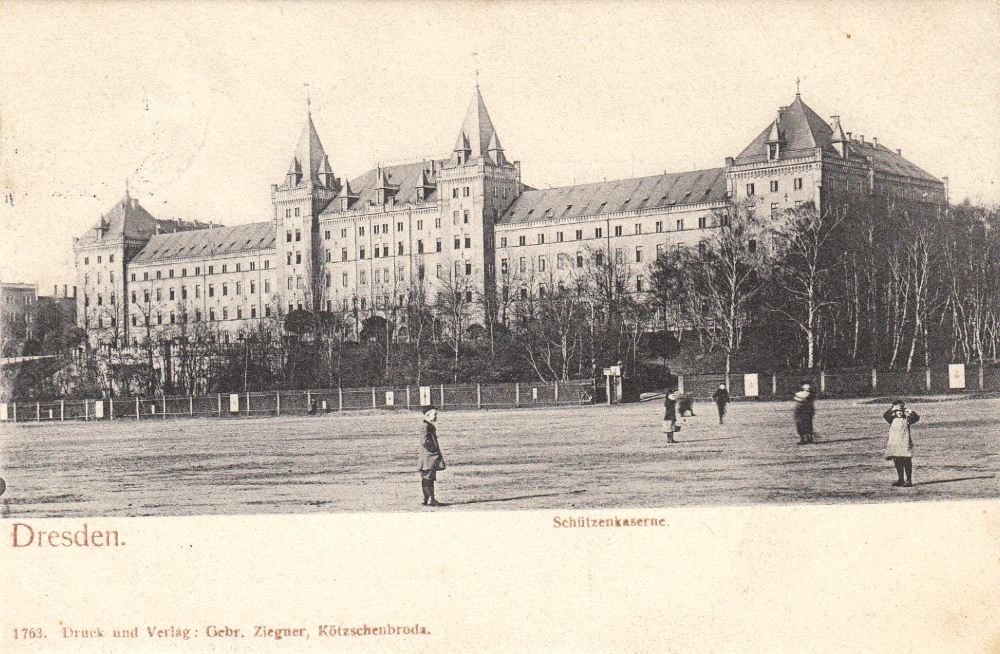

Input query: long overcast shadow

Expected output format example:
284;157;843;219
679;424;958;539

912;475;995;487
676;436;741;443
922;419;999;431
445;489;587;506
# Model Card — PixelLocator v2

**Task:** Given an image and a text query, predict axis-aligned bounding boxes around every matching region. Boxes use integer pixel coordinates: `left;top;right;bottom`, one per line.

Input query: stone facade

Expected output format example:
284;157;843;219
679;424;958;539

74;89;945;347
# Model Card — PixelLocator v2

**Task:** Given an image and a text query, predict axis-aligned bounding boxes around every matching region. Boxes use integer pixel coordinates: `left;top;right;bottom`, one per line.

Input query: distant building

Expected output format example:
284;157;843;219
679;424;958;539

74;88;946;348
1;282;38;350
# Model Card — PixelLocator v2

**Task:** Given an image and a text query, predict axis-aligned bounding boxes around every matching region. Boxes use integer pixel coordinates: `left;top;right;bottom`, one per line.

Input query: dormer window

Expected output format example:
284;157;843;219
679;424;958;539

768;143;779;160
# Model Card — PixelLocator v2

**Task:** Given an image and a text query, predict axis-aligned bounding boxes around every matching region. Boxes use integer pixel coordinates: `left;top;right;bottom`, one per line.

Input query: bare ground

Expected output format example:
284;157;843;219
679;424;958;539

1;397;997;517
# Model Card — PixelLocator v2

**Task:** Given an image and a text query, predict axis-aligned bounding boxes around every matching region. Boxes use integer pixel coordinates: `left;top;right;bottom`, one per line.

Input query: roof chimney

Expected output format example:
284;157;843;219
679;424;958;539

896;148;901;156
63;284;68;297
859;134;865;144
53;284;58;296
846;132;852;141
873;137;878;148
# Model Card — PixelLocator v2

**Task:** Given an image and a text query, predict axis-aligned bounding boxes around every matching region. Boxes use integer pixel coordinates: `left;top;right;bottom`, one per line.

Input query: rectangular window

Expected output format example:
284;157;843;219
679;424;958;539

746;183;755;196
770;180;779;193
360;247;366;259
341;228;347;238
286;230;292;242
794;177;803;190
452;188;459;198
576;252;583;268
557;255;566;270
208;284;214;297
144;272;149;280
595;227;603;238
537;233;544;244
634;223;642;235
264;280;270;293
749;239;757;254
208;265;213;275
616;248;624;263
454;237;461;250
436;238;442;253
398;242;404;255
463;187;470;197
500;236;508;247
155;289;161;301
324;230;330;240
168;269;174;278
222;307;228;320
636;276;644;292
287;277;293;290
341;248;348;261
235;282;241;295
195;266;201;275
575;229;583;240
169;288;175;301
222;283;228;296
464;236;471;248
698;216;707;229
342;272;348;287
249;281;255;294
156;270;161;279
453;211;460;225
519;257;527;273
635;246;643;263
771;203;779;218
295;229;301;241
463;210;470;224
501;258;508;274
360;271;366;285
251;306;257;318
359;226;365;236
676;219;684;231
556;231;564;242
417;219;423;230
465;262;472;275
614;225;622;237
195;285;200;298
417;240;424;254
131;273;136;282
397;221;403;232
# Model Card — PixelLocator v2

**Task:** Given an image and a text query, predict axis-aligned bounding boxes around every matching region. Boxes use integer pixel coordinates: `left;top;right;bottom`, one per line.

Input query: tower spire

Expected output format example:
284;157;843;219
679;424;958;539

304;82;311;114
473;51;480;89
795;76;801;97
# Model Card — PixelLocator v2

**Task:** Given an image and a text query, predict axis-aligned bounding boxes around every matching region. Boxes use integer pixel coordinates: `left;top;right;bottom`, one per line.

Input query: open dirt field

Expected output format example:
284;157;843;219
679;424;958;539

1;397;997;517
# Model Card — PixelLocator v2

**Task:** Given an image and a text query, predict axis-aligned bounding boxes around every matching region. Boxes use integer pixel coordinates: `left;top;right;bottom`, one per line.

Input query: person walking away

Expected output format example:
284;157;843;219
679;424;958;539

884;400;919;487
418;406;446;506
712;383;730;425
793;382;816;444
663;389;679;443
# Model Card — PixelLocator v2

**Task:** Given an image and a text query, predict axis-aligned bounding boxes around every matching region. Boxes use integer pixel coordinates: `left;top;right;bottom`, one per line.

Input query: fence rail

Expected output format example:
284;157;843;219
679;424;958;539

676;364;999;400
0;380;593;423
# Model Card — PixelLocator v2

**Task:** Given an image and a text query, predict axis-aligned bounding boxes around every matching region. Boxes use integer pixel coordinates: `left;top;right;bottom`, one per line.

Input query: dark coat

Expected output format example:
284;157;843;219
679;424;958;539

793;390;815;418
418;421;445;472
663;393;677;420
712;388;730;405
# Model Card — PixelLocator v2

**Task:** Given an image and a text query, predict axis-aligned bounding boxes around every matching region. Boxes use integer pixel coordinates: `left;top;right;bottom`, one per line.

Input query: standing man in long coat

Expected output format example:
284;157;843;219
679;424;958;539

663;389;679;443
711;383;730;425
418;406;445;506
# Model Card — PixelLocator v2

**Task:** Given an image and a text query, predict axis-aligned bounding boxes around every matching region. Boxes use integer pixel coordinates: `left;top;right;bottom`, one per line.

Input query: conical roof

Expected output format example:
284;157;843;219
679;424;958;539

292;112;329;183
453;87;498;159
734;95;834;163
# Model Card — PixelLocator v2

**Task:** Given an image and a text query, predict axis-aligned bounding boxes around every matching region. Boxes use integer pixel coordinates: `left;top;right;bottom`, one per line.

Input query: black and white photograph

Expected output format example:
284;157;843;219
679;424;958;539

0;1;997;652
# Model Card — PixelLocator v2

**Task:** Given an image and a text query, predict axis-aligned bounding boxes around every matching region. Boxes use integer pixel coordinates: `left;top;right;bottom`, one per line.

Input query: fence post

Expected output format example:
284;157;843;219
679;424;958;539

85;400;89;421
980;365;985;391
678;374;685;394
372;387;377;409
217;394;222;417
871;368;878;393
554;381;559;403
338;387;343;412
306;390;311;414
60;400;64;422
162;395;167;419
246;392;251;416
12;402;16;423
109;399;114;420
772;374;777;396
925;368;932;392
135;397;140;420
406;386;411;409
276;391;281;416
440;384;445;409
36;402;40;422
516;382;521;407
820;370;826;394
476;384;482;409
189;395;193;416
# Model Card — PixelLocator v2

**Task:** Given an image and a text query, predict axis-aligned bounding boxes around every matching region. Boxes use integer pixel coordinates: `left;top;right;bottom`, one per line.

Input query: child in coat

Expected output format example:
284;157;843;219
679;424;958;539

883;400;920;487
419;406;446;506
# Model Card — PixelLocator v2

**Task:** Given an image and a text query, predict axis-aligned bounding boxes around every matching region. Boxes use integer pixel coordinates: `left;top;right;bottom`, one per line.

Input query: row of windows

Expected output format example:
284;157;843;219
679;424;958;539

128;303;271;327
126;279;272;304
746;177;804;197
498;217;712;249
127;260;269;283
82;254;114;266
501;275;648;300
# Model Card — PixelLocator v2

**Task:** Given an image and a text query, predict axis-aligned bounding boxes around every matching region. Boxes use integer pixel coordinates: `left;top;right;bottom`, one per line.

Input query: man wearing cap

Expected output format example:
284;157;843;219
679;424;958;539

711;383;730;425
418;406;446;506
793;382;816;444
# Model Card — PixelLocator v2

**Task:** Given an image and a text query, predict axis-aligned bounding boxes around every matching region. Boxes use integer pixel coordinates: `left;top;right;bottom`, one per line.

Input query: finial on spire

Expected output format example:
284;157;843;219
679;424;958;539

472;51;480;89
795;76;801;97
125;177;130;197
304;82;311;114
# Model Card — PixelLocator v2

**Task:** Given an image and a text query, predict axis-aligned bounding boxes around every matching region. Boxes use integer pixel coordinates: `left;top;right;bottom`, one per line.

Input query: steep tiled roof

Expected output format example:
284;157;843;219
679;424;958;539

76;193;210;246
454;87;498;160
498;168;727;225
735;95;834;164
130;222;275;265
842;141;939;182
322;160;445;214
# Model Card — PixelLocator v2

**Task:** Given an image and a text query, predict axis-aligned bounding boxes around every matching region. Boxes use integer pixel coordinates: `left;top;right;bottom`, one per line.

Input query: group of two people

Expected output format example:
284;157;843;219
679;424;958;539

662;383;732;442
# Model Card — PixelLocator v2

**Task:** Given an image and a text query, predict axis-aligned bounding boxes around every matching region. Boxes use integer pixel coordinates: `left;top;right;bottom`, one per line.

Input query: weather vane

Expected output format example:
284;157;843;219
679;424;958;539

304;82;311;112
796;76;801;96
473;51;480;88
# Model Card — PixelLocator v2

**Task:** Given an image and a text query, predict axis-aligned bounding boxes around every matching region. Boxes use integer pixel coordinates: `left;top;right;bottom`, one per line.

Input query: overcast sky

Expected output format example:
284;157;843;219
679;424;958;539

1;1;997;291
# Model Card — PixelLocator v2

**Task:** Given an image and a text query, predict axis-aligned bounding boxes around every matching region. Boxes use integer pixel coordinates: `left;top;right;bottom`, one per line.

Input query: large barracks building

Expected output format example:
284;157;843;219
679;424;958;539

74;87;946;347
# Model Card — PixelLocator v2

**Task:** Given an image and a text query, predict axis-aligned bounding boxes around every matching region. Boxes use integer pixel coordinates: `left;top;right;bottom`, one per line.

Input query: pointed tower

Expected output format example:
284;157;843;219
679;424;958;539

437;85;522;326
829;115;848;158
271;107;338;314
